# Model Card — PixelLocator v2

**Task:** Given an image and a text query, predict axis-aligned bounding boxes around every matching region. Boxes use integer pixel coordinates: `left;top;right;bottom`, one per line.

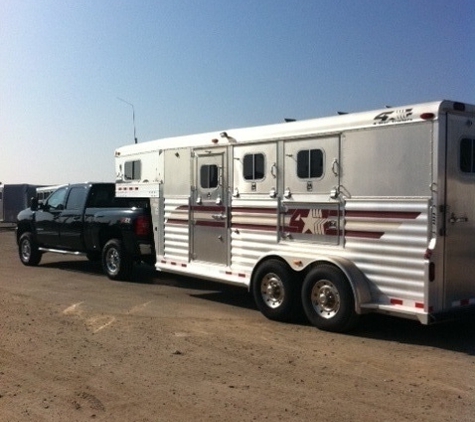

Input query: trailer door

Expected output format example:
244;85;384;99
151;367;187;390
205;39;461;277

191;148;228;265
281;136;341;244
444;112;475;306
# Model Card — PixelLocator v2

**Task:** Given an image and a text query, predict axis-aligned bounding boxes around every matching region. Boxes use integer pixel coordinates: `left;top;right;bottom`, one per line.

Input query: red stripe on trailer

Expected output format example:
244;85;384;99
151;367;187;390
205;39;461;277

345;211;421;219
345;230;385;239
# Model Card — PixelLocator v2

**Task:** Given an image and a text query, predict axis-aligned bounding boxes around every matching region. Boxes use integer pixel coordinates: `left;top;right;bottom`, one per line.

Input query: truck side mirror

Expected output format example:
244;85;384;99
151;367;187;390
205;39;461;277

31;197;39;211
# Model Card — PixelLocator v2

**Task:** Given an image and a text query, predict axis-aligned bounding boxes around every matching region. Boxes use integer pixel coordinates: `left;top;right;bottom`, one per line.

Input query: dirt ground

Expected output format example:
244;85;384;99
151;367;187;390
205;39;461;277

0;227;474;421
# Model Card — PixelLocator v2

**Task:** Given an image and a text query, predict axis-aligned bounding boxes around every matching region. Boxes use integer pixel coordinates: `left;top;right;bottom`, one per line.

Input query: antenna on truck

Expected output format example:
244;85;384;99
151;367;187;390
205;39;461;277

117;97;138;144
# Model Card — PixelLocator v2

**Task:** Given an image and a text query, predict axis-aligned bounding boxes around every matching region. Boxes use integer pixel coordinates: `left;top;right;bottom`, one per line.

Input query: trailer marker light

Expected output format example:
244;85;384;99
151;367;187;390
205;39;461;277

420;113;435;120
390;298;403;305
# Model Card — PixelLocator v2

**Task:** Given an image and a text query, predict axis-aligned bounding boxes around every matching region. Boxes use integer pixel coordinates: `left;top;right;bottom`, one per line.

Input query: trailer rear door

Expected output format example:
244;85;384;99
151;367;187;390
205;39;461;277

444;112;475;306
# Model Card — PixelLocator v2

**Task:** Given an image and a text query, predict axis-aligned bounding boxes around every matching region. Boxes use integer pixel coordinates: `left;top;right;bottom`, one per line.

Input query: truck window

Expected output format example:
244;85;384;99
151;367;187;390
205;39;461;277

46;187;67;210
87;185;115;208
66;186;88;210
460;138;475;173
124;160;141;180
243;153;265;180
297;149;323;179
200;164;218;189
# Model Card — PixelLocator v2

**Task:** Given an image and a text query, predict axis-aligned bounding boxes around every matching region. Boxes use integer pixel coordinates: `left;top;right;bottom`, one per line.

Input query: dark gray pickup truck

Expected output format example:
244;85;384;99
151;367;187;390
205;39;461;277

16;182;155;280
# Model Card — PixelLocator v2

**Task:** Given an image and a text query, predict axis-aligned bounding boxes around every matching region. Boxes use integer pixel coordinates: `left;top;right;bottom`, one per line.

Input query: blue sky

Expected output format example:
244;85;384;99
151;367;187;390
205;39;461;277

1;0;474;185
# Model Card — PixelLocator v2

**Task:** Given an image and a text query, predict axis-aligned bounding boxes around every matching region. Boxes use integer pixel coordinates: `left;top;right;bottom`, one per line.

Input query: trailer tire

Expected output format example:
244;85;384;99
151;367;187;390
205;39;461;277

252;259;301;322
302;264;359;332
18;232;42;266
102;239;133;281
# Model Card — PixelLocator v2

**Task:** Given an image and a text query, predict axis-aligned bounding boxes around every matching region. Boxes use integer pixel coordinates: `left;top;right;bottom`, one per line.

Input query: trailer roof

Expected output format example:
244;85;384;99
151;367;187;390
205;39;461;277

115;100;473;156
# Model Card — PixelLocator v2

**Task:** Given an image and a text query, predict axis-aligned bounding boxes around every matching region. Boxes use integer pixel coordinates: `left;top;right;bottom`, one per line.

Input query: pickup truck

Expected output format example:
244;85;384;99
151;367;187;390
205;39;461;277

16;182;155;280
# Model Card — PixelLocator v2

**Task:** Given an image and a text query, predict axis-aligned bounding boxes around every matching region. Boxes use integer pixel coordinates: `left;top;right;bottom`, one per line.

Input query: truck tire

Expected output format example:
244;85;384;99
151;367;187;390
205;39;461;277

18;232;42;266
102;239;133;281
301;264;359;332
252;259;301;322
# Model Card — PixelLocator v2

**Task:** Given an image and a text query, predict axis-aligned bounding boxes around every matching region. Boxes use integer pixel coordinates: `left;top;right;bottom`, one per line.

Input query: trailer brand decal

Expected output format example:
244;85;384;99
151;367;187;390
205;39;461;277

373;108;413;125
288;209;337;235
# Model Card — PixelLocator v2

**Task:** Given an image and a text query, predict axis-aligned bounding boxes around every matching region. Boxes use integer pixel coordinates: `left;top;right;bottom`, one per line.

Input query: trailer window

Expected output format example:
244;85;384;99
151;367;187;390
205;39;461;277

200;164;218;189
297;149;323;179
243;153;265;180
460;138;475;173
124;160;141;180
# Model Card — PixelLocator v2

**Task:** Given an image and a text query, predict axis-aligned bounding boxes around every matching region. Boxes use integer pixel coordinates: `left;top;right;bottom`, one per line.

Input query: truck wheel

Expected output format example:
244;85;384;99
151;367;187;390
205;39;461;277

102;239;133;281
252;259;301;322
302;264;359;332
18;232;42;266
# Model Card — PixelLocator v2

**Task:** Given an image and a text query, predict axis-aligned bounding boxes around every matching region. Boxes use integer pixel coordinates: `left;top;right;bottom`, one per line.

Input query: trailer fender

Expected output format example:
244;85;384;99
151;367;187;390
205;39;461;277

320;256;373;315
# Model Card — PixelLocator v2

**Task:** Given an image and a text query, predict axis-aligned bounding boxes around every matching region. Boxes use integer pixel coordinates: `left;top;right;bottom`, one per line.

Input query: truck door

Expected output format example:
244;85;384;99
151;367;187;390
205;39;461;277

281;136;341;244
444;113;475;306
191;148;228;265
35;186;68;247
57;185;88;250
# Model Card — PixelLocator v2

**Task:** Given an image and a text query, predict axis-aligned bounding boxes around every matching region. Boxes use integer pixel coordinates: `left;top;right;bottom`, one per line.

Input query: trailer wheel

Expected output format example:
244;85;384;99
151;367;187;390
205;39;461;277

102;239;133;281
302;264;359;332
252;259;301;322
18;232;42;266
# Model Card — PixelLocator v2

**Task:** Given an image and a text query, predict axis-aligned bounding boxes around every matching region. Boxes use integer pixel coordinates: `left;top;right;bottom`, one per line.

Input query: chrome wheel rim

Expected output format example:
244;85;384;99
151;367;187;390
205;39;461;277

260;273;285;309
106;248;120;275
21;240;31;261
311;279;340;319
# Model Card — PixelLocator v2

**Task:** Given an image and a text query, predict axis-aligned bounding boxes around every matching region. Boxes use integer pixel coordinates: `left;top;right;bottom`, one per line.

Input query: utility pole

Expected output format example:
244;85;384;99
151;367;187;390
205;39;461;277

117;97;138;144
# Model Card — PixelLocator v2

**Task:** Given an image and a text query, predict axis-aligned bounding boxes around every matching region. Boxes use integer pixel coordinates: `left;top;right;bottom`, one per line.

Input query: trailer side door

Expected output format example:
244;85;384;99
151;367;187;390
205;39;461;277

191;148;228;265
281;136;341;244
444;112;475;306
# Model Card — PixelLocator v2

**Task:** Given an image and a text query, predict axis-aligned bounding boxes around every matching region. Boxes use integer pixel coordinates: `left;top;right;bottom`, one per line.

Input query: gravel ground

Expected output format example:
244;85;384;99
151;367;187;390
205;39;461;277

0;227;474;421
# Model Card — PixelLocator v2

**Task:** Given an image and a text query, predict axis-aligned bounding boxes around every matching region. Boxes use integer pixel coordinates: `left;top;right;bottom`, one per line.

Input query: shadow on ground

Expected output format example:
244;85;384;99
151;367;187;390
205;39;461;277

37;258;475;355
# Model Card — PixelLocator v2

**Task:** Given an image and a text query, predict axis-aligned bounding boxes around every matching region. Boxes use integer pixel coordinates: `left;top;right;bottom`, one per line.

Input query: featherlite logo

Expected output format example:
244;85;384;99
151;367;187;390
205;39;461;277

373;108;413;125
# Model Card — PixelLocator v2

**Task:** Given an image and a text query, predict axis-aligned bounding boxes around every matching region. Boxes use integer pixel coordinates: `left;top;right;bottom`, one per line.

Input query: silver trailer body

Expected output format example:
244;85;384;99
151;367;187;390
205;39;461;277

115;100;475;329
